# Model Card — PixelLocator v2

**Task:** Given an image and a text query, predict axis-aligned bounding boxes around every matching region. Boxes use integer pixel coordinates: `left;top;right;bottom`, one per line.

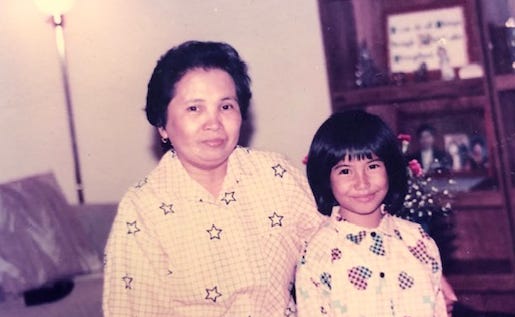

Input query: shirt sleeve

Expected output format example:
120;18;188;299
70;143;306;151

295;238;334;317
102;193;170;316
279;157;325;247
426;236;447;317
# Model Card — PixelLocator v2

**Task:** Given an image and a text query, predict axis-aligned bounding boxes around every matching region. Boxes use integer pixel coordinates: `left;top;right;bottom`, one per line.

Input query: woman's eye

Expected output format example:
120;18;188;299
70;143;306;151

221;104;234;110
187;105;199;112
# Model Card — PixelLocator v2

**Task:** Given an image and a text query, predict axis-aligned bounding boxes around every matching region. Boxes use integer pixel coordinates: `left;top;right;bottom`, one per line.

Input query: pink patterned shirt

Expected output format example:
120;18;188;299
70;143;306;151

296;210;446;317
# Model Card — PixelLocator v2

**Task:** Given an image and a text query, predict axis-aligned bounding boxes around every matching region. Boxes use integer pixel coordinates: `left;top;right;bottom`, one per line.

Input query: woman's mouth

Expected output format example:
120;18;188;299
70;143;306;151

202;138;225;147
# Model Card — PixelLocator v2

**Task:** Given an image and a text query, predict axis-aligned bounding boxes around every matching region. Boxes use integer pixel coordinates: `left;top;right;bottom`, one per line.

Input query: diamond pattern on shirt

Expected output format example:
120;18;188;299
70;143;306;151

331;248;342;262
347;266;372;290
320;272;332;290
369;233;386;256
398;271;415;289
346;231;366;244
408;240;439;273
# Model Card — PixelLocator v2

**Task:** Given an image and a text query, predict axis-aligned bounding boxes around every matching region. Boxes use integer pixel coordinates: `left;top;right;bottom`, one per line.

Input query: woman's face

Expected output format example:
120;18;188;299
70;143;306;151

330;154;389;219
158;68;242;171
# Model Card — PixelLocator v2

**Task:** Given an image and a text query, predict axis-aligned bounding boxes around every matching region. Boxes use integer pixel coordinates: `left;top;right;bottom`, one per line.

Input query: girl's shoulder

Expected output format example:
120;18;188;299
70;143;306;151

388;214;436;245
303;219;339;259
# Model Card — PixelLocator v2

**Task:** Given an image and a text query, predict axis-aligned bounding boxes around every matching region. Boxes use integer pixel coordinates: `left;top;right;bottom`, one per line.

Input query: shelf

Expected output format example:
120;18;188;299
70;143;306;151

332;78;485;108
494;73;515;91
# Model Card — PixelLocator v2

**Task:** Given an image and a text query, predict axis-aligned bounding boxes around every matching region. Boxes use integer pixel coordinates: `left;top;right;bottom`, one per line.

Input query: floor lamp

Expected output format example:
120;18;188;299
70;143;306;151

34;0;84;204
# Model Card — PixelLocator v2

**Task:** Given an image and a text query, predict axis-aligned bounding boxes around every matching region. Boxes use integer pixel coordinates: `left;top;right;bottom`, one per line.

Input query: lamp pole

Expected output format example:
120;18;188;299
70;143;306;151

51;14;84;204
35;0;84;204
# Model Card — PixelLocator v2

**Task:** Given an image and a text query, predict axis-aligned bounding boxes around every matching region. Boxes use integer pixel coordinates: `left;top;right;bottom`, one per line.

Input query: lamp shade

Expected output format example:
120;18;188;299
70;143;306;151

34;0;75;16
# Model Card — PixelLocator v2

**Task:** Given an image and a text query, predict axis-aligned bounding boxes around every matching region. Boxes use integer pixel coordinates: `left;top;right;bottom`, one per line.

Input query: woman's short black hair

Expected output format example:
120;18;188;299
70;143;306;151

145;40;252;129
306;110;408;216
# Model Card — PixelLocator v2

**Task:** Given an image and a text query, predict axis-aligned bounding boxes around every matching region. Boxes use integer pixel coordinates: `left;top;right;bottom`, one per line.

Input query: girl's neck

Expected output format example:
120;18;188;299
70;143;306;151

338;207;384;229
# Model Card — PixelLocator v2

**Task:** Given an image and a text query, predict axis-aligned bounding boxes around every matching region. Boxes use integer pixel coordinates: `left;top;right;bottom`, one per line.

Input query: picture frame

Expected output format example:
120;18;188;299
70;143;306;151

386;5;469;73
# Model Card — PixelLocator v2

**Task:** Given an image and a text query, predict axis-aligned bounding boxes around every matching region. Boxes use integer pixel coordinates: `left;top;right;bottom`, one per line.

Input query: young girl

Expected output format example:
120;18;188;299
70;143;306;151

296;111;447;316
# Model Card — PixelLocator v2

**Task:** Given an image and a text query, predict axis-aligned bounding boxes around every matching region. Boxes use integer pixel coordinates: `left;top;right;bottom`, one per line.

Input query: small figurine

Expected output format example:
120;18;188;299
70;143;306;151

355;41;386;87
437;46;455;81
414;62;429;82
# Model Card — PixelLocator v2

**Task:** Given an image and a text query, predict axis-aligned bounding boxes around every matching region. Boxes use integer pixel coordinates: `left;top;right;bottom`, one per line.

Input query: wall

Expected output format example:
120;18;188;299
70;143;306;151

0;0;331;203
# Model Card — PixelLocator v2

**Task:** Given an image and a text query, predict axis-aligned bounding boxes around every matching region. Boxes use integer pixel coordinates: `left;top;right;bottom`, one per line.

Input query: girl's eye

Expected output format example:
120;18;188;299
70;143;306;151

368;163;382;170
339;168;351;175
187;105;199;112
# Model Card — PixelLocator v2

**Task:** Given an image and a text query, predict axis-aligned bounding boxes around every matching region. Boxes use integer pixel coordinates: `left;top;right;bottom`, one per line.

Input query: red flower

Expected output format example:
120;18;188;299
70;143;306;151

408;159;423;177
397;134;412;142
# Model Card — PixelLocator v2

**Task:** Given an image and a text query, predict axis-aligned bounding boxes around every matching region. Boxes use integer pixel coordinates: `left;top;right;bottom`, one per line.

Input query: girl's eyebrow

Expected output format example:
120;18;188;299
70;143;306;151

332;162;351;170
368;158;383;163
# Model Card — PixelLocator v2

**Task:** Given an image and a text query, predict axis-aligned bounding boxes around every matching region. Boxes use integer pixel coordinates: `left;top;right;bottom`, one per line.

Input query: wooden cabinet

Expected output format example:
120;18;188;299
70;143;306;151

318;0;515;312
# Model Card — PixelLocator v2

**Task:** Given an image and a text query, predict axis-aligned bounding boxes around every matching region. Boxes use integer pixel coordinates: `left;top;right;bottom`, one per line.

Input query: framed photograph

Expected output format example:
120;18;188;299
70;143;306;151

387;6;469;73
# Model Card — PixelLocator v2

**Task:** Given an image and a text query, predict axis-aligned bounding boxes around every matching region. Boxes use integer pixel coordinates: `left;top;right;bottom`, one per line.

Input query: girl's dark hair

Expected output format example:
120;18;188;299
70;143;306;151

306;110;408;216
145;41;252;149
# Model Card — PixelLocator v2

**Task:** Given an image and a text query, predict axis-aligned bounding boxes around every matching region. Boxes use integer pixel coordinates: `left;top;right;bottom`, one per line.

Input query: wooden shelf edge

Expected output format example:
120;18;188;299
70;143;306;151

495;73;515;91
332;78;485;108
447;274;515;292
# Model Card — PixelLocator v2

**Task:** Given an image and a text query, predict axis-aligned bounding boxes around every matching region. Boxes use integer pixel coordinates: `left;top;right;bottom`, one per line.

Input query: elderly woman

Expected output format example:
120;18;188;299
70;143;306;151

102;41;323;316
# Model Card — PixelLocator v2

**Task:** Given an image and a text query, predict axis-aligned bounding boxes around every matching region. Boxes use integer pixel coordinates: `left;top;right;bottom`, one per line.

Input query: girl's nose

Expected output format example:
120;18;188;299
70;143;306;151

354;171;370;190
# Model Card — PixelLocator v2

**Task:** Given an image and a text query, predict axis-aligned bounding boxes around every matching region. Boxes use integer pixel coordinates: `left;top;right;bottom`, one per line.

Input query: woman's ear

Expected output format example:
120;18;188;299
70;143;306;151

157;127;168;140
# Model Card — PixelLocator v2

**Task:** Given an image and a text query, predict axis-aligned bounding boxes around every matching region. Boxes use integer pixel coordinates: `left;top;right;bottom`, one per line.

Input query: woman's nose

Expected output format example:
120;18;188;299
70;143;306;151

204;109;222;130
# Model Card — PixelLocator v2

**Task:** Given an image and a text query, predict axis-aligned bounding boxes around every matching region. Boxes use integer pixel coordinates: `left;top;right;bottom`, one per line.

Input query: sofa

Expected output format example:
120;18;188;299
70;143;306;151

0;173;117;317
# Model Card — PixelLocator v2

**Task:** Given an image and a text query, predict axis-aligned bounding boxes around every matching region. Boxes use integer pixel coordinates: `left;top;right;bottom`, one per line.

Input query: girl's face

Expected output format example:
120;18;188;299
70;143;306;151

330;154;389;225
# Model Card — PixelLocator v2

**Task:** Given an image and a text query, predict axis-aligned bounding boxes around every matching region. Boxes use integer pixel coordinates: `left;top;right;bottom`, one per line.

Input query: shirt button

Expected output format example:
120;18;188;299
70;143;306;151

371;231;377;237
380;272;385;278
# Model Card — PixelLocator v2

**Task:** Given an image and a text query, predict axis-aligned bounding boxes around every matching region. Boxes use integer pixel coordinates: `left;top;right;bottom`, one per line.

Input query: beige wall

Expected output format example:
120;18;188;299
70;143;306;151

0;0;331;203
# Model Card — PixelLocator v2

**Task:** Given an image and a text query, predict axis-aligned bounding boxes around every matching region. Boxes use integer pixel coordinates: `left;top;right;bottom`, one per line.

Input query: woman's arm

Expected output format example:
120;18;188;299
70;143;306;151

102;194;169;316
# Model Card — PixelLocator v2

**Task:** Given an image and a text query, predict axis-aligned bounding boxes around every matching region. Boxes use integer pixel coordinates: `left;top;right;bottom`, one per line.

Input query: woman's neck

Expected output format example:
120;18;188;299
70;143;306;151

180;158;229;198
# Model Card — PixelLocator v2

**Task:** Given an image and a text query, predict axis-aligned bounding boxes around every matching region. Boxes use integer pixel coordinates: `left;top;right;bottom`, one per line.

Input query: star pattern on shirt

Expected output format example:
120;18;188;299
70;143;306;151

269;211;284;227
221;191;236;205
205;286;222;302
272;164;287;178
134;177;148;189
160;202;175;215
122;274;133;289
207;224;223;239
126;221;141;235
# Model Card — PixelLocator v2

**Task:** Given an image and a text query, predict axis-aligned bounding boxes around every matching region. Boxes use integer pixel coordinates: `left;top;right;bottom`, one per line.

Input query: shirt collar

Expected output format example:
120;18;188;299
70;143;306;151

330;205;398;237
153;147;252;203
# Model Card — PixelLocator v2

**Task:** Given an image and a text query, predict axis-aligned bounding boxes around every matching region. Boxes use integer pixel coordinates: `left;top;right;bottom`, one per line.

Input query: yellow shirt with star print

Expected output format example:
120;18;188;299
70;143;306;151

296;210;447;317
103;147;323;316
